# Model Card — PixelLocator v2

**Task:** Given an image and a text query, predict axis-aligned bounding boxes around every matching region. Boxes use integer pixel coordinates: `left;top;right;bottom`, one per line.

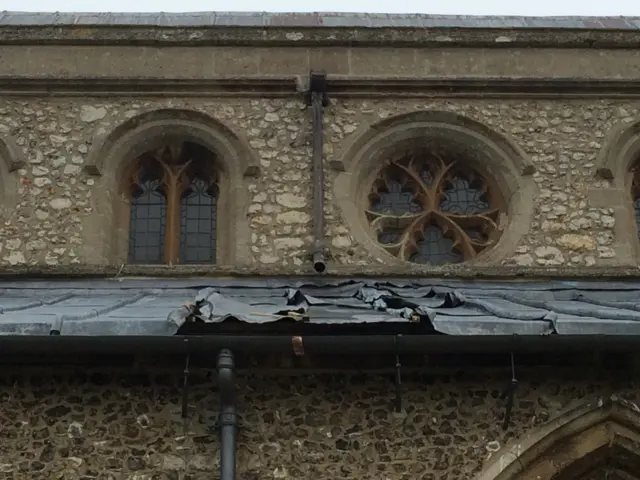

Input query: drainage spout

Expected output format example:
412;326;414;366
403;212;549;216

217;349;237;480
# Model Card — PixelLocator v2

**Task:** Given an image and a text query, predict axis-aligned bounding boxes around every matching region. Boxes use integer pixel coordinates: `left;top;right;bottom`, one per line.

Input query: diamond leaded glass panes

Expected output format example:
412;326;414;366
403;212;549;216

367;149;504;265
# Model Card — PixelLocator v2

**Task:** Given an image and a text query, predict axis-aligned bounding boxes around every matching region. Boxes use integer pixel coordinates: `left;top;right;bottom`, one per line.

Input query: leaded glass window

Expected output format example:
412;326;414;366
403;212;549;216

366;149;504;265
127;141;218;264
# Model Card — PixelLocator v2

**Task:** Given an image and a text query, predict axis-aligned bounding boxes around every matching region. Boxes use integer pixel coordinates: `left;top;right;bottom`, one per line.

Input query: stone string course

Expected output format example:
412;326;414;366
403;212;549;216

0;368;634;479
0;98;634;269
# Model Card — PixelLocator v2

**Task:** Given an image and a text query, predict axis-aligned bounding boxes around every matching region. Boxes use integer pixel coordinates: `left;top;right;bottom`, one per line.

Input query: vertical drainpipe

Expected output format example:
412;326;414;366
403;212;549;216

217;349;237;480
306;71;330;273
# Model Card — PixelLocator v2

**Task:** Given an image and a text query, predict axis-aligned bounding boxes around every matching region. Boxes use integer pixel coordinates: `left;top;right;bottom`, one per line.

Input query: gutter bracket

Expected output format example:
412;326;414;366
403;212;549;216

500;351;518;430
304;71;330;274
181;339;191;418
394;335;403;413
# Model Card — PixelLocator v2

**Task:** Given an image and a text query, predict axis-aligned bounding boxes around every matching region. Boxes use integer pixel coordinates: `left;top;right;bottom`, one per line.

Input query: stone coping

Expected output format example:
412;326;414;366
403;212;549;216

1;12;640;47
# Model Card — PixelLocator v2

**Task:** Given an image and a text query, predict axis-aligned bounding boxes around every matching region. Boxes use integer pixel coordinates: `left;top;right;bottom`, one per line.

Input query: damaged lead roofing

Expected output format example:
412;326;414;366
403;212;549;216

1;279;640;337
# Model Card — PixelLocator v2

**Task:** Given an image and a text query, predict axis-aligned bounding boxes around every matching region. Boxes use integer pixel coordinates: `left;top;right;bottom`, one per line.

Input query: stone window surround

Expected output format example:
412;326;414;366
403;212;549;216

476;395;640;479
332;110;536;267
84;109;257;266
595;118;640;262
0;135;24;220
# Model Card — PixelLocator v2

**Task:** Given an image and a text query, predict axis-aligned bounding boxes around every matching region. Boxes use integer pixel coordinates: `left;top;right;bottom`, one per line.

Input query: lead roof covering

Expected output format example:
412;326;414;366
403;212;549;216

1;278;640;337
0;12;639;30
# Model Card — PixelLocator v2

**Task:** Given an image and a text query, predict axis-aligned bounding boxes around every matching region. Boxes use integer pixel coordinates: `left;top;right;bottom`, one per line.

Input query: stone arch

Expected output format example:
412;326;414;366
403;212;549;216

85;108;260;179
85;108;257;266
333;110;536;266
595;119;640;183
0;135;25;174
595;119;640;262
476;395;640;480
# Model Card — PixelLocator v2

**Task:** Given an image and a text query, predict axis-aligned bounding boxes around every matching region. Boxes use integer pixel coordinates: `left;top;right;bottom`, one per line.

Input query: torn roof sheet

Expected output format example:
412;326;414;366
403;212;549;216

0;12;639;30
2;278;640;337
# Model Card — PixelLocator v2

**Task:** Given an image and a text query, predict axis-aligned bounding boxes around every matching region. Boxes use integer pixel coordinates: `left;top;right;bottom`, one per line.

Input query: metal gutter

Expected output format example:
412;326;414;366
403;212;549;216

3;334;640;355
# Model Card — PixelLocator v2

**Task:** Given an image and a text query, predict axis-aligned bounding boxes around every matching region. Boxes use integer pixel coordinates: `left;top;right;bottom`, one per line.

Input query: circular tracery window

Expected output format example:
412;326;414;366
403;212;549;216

366;149;505;265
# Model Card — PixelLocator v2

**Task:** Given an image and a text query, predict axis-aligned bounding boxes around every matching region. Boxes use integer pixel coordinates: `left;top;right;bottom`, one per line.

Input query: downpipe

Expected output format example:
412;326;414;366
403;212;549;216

306;71;330;274
217;349;238;480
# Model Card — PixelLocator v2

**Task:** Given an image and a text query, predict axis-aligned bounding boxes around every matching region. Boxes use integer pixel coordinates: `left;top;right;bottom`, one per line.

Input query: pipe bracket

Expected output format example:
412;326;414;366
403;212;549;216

500;350;518;430
181;339;191;418
393;335;403;413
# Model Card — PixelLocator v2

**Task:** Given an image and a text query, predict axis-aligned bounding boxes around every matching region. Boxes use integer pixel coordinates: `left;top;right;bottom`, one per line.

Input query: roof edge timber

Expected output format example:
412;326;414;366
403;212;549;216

3;76;640;98
2;335;640;357
1;264;640;280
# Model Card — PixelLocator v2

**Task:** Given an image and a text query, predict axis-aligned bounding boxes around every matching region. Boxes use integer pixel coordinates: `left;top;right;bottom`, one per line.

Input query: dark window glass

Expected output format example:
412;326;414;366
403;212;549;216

366;150;503;264
129;178;166;264
179;179;219;264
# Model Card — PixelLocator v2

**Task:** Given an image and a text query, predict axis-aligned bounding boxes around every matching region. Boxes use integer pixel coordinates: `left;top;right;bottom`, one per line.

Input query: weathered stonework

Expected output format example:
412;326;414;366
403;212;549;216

0;97;637;270
0;367;636;479
1;14;640;275
2;14;640;480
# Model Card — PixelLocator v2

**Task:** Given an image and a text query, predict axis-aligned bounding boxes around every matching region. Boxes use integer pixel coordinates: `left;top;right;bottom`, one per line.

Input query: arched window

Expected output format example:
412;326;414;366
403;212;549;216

366;146;504;265
333;111;533;267
126;141;219;265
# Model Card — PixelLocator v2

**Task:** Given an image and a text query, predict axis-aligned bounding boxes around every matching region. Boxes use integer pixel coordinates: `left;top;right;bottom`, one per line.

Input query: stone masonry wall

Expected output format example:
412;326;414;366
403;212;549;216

0;97;636;270
0;367;635;480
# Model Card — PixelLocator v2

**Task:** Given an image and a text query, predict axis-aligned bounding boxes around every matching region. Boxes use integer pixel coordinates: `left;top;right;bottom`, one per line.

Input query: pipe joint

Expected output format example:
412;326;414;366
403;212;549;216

217;349;236;404
217;348;235;369
218;410;239;427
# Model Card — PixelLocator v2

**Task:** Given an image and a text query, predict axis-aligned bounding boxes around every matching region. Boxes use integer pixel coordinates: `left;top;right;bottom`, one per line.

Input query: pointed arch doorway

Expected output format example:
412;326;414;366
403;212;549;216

476;396;640;480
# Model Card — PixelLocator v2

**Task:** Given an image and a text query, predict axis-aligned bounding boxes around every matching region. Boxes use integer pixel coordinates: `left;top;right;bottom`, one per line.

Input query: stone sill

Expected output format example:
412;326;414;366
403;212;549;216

2;25;640;48
1;264;640;280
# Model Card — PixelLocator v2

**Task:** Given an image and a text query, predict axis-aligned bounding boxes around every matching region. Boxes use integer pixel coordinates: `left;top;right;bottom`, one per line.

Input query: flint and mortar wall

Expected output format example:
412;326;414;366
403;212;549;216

0;39;639;274
0;367;631;480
